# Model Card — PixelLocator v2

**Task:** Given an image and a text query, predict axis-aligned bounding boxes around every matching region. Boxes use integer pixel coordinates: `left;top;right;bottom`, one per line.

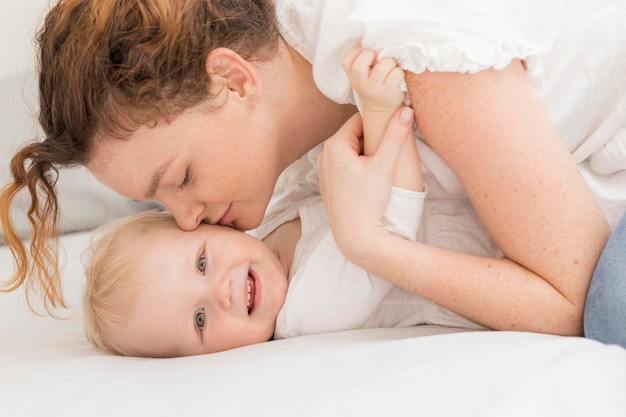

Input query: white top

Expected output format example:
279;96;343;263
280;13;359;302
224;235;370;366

275;0;626;227
256;166;491;338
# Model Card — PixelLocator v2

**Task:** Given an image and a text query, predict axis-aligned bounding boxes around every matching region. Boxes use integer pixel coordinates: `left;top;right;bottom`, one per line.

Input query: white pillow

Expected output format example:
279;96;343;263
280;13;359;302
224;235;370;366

0;70;160;240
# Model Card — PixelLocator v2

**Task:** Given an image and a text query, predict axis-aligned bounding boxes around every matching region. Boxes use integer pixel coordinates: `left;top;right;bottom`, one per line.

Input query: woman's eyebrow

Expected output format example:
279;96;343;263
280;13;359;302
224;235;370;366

145;159;173;199
145;171;162;199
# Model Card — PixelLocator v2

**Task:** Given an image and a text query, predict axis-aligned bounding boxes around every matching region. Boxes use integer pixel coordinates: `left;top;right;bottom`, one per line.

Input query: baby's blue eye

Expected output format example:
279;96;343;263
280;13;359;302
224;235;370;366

195;308;206;330
198;254;207;273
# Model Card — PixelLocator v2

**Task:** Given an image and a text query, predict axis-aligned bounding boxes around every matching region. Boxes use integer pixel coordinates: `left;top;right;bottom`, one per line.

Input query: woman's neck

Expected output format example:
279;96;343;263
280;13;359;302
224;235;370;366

274;41;358;168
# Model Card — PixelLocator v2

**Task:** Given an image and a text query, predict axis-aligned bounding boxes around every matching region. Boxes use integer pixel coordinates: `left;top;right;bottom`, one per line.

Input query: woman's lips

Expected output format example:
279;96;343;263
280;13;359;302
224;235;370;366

218;203;233;226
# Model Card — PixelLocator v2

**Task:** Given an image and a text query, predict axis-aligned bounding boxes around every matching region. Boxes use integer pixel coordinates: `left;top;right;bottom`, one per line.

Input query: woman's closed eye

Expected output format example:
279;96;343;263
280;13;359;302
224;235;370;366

179;168;192;189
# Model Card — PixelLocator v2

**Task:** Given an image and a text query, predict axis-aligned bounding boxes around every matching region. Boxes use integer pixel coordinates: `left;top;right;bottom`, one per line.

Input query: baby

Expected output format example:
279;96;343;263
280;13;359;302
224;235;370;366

83;49;489;357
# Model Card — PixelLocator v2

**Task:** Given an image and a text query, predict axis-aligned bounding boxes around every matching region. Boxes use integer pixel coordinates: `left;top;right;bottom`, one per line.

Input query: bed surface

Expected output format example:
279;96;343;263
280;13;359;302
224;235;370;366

1;231;626;417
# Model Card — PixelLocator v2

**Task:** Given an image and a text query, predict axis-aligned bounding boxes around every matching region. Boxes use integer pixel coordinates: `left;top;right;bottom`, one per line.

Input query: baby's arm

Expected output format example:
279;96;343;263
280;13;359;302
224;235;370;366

342;49;422;192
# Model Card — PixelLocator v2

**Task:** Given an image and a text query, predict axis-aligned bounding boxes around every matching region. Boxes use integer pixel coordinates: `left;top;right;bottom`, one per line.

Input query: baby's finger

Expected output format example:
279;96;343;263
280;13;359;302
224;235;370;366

371;57;399;83
351;49;377;80
341;48;361;74
385;66;406;88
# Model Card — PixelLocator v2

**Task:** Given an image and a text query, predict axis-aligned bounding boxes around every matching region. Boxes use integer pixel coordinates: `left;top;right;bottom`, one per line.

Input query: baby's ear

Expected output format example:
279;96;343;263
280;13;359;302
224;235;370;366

205;48;261;102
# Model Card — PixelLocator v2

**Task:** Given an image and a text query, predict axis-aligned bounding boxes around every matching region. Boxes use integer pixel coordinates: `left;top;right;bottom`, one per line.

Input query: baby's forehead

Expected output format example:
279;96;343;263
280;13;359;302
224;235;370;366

131;230;189;278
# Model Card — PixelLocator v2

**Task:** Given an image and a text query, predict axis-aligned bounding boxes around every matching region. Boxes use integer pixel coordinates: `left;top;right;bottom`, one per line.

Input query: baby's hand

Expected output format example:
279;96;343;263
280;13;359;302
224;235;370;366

342;49;406;113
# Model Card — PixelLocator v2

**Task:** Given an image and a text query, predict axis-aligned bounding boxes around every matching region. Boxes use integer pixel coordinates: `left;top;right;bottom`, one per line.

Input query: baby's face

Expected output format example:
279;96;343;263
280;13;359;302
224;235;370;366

118;223;289;357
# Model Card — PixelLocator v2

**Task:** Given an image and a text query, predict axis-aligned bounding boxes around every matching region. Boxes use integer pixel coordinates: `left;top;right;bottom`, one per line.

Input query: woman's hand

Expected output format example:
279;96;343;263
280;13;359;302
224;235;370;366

317;107;414;262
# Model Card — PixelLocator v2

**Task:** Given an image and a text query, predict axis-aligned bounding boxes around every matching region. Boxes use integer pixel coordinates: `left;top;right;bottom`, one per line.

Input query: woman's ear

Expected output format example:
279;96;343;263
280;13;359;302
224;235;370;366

205;48;261;103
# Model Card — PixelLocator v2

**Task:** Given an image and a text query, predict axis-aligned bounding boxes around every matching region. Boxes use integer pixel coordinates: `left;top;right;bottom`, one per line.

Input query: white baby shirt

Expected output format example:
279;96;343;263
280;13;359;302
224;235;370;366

255;180;488;339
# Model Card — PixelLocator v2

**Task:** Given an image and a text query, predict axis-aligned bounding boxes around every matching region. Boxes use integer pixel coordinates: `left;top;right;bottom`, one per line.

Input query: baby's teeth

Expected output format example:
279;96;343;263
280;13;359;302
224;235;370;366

247;279;251;307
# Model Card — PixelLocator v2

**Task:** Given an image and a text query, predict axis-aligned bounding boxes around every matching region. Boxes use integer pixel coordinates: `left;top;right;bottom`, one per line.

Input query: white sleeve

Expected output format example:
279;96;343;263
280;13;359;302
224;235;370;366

275;0;599;104
382;186;426;242
277;0;626;233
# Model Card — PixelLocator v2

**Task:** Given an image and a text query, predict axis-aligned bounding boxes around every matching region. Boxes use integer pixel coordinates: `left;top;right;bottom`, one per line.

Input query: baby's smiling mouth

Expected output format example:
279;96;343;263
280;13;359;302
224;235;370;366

246;272;256;315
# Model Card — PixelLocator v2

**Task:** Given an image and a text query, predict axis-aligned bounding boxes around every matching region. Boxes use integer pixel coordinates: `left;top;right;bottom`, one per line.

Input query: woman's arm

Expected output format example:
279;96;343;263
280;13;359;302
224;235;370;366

318;61;611;335
406;60;611;328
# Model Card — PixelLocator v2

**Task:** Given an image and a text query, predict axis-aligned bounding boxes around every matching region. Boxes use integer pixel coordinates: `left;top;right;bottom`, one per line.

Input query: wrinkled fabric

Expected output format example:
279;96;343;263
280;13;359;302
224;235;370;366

276;0;626;225
255;149;494;339
256;186;486;339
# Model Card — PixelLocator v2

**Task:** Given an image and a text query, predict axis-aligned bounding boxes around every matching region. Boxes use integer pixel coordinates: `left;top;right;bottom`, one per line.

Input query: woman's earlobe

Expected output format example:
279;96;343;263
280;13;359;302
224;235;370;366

205;48;261;101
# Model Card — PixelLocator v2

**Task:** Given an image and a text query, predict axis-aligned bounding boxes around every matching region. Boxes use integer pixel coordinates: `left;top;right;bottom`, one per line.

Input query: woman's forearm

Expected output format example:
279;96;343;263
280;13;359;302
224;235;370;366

404;60;610;325
351;230;583;335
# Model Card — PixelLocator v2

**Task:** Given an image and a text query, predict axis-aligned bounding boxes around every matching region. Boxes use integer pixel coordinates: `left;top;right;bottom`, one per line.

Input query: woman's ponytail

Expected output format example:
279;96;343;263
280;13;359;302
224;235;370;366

0;142;65;314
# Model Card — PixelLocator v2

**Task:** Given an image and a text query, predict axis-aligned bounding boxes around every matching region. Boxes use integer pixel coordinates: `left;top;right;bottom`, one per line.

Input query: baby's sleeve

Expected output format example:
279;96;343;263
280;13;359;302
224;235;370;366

382;186;426;242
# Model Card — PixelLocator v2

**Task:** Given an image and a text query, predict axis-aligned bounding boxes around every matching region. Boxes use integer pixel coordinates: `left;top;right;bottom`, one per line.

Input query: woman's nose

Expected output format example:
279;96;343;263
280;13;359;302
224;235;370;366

167;199;206;231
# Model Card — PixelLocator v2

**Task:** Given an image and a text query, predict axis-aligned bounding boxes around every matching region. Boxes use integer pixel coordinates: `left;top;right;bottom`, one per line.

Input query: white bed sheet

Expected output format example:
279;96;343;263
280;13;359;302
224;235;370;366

1;231;626;417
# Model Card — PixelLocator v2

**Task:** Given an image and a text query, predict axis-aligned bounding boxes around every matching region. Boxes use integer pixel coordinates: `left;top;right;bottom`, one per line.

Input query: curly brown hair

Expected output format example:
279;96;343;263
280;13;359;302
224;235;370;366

0;0;280;314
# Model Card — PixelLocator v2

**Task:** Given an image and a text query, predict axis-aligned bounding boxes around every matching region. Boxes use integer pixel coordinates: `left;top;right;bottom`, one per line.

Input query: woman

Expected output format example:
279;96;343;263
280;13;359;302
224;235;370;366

1;0;623;341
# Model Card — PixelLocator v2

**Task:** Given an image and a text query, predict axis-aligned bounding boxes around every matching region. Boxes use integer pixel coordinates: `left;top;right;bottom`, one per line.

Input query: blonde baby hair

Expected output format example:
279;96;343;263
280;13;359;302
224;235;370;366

83;209;177;356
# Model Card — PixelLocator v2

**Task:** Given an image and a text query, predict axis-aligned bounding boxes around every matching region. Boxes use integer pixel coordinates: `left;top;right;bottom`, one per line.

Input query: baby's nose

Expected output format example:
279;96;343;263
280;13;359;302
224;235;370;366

212;275;233;310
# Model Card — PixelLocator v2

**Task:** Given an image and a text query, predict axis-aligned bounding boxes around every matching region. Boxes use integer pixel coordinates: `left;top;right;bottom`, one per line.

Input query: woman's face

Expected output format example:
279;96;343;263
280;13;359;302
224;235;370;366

119;222;289;357
87;102;284;231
